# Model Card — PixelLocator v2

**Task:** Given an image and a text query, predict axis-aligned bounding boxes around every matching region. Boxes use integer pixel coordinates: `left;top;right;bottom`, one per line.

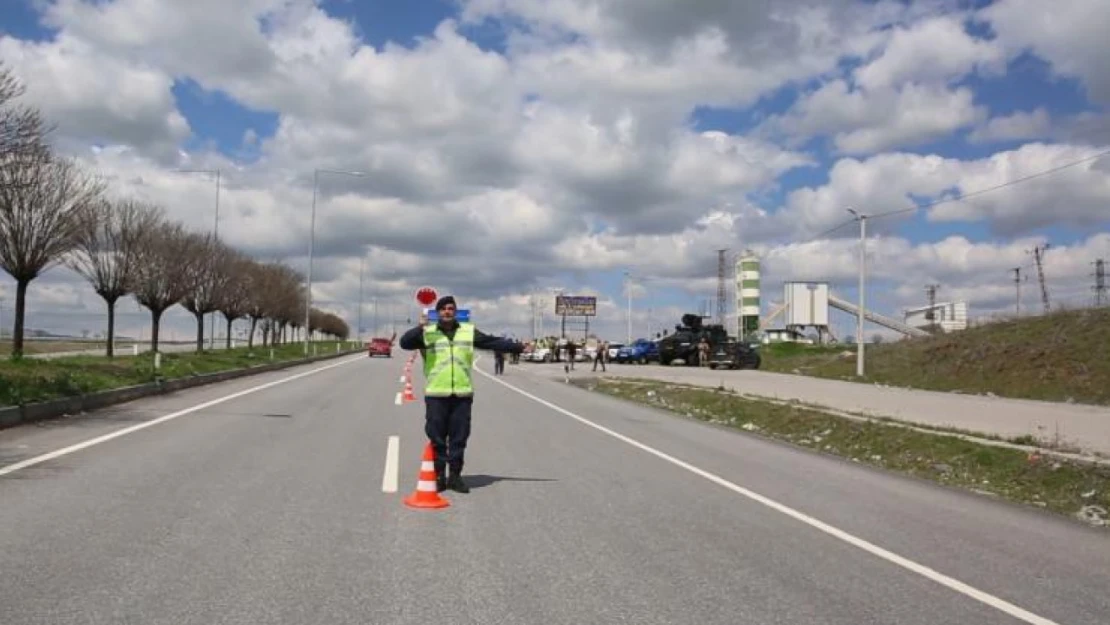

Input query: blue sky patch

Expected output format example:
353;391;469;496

0;1;53;41
171;78;278;162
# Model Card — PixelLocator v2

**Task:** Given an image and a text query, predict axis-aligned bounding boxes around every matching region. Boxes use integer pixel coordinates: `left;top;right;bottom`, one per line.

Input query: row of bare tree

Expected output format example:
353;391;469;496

0;62;348;358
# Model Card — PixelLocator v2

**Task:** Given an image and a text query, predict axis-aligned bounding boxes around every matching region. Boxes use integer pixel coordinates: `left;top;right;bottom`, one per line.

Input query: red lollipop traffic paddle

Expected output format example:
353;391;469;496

415;286;438;307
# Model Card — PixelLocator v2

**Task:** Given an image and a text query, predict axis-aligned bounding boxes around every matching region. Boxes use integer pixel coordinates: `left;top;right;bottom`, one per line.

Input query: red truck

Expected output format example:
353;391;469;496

367;337;393;358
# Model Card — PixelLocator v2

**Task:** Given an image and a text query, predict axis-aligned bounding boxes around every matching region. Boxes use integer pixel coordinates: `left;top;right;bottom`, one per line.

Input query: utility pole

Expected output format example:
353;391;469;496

357;257;364;343
1094;259;1107;307
716;249;728;326
1031;244;1051;314
1011;267;1022;316
624;272;632;344
848;209;867;377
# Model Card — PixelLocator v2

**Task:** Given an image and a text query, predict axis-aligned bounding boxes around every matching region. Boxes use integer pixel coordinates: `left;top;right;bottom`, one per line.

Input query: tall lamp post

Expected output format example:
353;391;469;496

357;256;365;344
624;271;633;344
176;168;221;350
304;168;368;355
847;208;868;377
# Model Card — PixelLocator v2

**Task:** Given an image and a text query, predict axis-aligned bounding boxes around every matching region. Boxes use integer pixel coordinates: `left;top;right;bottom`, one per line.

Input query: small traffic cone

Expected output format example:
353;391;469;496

403;443;450;509
403;379;416;402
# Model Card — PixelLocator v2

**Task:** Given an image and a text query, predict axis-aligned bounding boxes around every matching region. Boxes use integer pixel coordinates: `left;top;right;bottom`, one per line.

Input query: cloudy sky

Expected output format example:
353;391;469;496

1;0;1108;344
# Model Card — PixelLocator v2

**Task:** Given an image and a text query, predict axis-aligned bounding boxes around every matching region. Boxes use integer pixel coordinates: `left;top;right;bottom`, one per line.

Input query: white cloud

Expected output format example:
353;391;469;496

982;0;1110;105
0;0;1108;344
852;15;1004;91
927;143;1110;235
773;143;1110;240
773;80;988;154
968;108;1052;144
0;34;189;160
760;13;1008;155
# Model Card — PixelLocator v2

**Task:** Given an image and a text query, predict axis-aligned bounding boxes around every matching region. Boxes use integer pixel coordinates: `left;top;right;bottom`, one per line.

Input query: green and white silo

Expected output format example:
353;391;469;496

735;251;761;339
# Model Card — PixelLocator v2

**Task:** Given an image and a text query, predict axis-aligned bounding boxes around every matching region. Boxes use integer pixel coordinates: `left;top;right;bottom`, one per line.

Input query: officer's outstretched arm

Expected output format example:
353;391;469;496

473;328;524;353
398;325;425;350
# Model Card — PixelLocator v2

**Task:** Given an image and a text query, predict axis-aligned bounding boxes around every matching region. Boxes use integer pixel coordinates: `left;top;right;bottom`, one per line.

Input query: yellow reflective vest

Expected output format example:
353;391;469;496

422;322;475;397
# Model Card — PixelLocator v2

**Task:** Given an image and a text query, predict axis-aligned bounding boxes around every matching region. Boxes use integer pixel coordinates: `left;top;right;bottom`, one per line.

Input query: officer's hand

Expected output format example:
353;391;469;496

419;312;428;326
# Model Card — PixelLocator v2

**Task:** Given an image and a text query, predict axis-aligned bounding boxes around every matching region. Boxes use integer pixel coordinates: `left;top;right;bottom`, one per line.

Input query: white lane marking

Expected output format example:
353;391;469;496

382;435;400;493
0;355;364;478
394;391;403;406
474;368;1062;625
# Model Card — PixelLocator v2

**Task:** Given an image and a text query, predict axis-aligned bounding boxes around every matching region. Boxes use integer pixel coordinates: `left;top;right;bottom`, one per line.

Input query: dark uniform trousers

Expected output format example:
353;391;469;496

425;395;473;475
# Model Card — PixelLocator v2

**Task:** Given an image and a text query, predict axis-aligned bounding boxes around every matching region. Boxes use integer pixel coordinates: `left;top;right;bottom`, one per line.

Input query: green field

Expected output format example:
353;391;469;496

759;307;1110;406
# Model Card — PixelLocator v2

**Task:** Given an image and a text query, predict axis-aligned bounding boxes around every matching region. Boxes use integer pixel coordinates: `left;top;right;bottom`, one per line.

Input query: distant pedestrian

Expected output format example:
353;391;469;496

494;350;505;375
593;340;608;372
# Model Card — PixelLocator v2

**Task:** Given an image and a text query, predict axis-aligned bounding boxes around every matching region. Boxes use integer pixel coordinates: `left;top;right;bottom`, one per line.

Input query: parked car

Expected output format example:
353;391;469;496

615;338;659;364
526;346;553;362
707;340;762;370
367;337;393;358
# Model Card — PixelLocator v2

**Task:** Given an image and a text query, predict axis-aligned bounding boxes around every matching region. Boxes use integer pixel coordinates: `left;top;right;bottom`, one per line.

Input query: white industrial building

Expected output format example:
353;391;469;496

903;301;969;332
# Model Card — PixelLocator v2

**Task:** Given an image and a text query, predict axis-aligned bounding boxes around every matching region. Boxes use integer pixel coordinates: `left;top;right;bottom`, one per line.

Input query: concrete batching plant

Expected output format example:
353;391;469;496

735;251;761;340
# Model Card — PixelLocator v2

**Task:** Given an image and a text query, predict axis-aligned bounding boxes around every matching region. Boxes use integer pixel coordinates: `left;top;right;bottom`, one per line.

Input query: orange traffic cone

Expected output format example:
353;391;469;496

403;379;417;402
403;442;450;509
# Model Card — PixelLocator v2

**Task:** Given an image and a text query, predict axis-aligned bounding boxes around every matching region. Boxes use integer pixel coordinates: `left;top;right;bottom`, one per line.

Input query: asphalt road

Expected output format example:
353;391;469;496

1;354;1108;624
536;360;1110;457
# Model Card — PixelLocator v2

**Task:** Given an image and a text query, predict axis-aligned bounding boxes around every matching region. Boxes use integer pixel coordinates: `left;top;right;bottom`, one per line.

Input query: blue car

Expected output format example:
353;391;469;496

615;338;659;364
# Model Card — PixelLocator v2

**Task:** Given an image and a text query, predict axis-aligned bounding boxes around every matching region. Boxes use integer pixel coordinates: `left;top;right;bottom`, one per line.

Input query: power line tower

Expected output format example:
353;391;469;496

925;284;940;323
1031;244;1051;314
1011;267;1022;316
716;249;728;326
1094;259;1107;307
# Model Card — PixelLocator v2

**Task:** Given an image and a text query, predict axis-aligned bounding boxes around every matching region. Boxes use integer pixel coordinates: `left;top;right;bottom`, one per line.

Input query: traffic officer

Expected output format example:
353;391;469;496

399;295;524;493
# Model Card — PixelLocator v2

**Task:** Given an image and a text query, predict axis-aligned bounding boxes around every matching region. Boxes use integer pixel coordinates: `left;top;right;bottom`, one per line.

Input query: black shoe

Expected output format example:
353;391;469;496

436;474;447;492
447;473;470;494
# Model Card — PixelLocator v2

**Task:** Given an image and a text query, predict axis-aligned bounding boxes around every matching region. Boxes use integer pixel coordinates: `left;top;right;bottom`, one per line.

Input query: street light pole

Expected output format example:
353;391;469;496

848;208;867;377
358;256;364;344
305;169;318;355
624;271;632;344
212;169;220;350
304;168;368;356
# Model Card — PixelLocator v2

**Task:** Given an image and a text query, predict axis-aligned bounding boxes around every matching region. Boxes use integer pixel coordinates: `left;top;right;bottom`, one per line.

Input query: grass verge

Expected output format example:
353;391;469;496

0;342;358;407
576;376;1110;528
758;307;1110;406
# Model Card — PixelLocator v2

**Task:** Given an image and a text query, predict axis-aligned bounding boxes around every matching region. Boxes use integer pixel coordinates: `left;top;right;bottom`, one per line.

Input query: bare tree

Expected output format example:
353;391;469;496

68;198;162;356
313;309;349;339
0;151;103;357
0;61;48;163
256;262;303;346
241;260;284;347
214;253;254;349
180;234;233;352
130;221;199;354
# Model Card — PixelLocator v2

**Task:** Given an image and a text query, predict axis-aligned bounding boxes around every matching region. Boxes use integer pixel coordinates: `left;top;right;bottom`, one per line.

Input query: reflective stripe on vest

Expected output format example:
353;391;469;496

422;323;475;397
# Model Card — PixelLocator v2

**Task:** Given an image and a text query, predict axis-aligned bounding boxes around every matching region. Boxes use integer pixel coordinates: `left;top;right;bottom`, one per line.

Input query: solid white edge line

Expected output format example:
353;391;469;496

473;367;1062;625
382;435;400;493
0;355;364;478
